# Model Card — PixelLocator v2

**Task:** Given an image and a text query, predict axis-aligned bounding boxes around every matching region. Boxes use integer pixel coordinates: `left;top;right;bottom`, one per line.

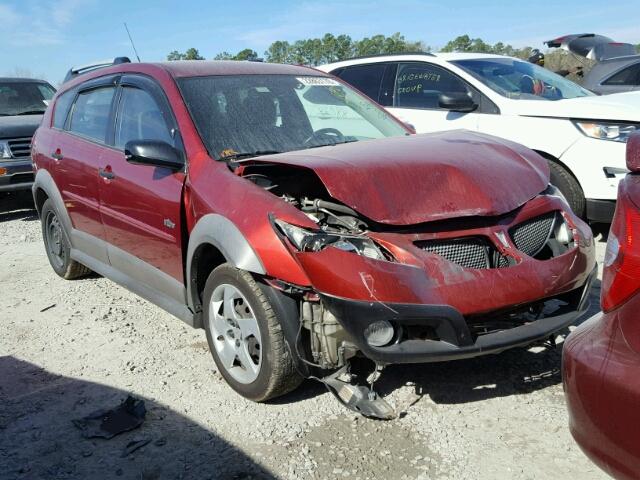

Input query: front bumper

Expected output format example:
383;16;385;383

322;265;596;364
0;159;34;192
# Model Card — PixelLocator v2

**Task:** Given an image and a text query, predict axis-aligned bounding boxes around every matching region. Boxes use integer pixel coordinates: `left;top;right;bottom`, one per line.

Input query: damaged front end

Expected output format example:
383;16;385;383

235;154;595;418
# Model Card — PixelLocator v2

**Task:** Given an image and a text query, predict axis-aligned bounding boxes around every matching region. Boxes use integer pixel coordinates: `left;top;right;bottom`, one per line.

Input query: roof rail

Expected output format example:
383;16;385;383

63;57;131;83
343;51;435;62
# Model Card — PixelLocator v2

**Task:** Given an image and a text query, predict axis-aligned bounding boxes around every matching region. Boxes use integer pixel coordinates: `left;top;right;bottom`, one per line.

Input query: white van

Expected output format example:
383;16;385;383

319;53;640;222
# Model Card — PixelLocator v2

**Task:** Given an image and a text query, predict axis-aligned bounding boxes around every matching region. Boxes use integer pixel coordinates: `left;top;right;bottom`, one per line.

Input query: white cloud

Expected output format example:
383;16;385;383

2;0;93;47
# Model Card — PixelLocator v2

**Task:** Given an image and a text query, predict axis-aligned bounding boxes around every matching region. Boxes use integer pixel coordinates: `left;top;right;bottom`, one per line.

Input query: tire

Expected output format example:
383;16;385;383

40;199;91;280
202;264;303;402
548;161;585;218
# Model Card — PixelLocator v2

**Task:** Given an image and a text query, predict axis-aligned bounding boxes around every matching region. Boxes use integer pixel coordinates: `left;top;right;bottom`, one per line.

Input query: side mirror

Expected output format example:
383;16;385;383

438;93;477;113
627;131;640;173
125;140;184;171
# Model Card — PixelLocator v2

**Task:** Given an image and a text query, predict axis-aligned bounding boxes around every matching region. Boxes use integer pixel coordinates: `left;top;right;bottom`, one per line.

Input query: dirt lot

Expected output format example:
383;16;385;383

0;192;609;480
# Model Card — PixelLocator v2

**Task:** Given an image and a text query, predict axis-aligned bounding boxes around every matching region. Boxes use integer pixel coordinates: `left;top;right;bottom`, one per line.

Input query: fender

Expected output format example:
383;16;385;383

186;213;266;313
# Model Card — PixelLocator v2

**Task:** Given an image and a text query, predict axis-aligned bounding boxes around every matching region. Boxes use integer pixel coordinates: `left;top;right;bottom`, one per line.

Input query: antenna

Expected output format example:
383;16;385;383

124;23;141;62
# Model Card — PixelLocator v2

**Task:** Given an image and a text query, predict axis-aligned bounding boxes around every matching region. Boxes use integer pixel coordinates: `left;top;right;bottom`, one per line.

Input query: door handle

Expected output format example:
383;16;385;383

98;167;115;180
51;150;64;160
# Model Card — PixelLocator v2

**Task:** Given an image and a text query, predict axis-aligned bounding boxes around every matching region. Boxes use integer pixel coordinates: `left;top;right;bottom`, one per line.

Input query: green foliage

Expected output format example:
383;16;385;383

166;48;204;61
440;35;531;58
262;32;428;65
214;49;260;61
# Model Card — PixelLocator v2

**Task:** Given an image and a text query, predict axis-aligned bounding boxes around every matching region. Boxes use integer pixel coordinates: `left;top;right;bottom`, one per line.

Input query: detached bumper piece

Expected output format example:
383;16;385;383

322;266;597;364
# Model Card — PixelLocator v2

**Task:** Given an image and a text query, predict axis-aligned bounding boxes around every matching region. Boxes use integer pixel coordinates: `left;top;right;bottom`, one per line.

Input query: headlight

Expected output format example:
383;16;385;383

0;140;11;159
274;219;388;261
573;121;638;143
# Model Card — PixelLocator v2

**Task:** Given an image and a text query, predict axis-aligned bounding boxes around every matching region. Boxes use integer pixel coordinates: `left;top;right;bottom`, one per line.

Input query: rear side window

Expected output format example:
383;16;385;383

394;63;471;109
53;90;75;129
114;87;174;150
335;64;386;102
68;87;115;143
603;63;640;86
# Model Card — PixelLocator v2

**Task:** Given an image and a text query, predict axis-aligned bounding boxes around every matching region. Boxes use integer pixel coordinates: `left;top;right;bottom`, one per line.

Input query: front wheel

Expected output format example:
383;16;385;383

202;264;303;402
548;161;585;219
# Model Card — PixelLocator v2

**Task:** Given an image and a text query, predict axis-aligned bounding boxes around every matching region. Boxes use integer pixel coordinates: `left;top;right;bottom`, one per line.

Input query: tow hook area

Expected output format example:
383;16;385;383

321;363;396;420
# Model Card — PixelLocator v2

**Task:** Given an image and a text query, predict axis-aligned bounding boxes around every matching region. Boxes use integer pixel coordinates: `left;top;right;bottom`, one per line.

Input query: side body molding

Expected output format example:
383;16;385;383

186;214;266;315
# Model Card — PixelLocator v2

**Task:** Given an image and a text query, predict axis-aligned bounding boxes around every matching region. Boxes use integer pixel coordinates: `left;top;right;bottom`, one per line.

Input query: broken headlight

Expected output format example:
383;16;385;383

275;219;387;261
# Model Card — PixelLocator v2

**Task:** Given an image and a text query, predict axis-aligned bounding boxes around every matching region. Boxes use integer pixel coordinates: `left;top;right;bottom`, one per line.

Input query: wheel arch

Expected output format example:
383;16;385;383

186;214;266;327
533;150;583;189
32;169;74;236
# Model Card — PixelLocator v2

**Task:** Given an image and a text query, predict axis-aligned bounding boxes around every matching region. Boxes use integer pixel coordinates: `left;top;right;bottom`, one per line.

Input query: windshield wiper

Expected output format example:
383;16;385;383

16;110;46;115
223;150;282;162
304;139;359;150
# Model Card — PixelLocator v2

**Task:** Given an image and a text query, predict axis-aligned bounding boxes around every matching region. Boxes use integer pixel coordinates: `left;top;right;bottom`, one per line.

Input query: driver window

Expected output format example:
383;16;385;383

395;63;471;109
115;87;173;150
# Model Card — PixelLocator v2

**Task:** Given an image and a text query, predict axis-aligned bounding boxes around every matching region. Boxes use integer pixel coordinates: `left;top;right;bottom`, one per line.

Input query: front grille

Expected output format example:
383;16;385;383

509;212;556;257
7;137;32;158
416;238;491;269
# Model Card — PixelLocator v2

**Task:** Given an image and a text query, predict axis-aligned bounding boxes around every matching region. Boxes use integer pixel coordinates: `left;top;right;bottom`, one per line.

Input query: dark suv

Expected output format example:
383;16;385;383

0;78;55;194
32;60;595;418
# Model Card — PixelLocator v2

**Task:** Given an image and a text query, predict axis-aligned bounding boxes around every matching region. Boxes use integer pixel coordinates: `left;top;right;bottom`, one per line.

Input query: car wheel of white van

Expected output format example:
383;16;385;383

203;264;303;402
548;161;586;219
40;199;91;280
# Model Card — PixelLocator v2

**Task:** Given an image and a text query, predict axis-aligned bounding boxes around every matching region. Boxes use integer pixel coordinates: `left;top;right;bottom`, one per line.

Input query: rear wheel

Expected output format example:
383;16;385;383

548;161;585;218
41;199;91;279
203;264;302;402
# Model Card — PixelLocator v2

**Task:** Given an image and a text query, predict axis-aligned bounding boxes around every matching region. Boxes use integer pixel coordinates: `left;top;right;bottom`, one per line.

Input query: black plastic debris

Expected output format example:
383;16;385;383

72;396;146;439
121;437;152;457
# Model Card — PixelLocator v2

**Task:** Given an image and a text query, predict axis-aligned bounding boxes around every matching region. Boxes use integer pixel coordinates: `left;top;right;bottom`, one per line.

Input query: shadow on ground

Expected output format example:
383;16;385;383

0;191;37;222
0;356;278;480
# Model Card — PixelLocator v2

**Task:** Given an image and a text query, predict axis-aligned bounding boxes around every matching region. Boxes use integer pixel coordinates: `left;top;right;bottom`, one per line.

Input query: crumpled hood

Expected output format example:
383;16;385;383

508;91;640;123
0;115;42;139
251;130;549;225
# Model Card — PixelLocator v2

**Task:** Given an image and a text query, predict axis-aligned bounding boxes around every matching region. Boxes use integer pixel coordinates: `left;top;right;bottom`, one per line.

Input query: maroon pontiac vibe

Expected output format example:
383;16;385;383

32;59;595;417
563;132;640;478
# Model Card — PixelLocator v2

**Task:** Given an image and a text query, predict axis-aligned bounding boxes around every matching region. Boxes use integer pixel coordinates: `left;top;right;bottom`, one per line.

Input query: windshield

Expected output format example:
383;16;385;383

0;82;55;116
178;74;408;159
452;58;593;101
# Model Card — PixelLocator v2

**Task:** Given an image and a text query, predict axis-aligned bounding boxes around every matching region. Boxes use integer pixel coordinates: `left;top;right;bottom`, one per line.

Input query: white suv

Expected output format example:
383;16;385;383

319;53;640;222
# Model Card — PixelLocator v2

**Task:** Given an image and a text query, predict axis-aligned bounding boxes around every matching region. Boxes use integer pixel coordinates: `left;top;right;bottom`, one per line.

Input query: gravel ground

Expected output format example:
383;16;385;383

0;192;610;480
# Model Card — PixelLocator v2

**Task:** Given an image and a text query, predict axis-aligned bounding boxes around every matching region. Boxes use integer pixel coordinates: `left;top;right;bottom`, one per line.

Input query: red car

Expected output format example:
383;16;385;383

32;59;595;417
563;132;640;478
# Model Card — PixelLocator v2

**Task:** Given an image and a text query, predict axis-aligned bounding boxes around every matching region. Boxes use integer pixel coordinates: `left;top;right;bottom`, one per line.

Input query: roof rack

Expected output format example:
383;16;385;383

343;51;435;62
63;57;131;83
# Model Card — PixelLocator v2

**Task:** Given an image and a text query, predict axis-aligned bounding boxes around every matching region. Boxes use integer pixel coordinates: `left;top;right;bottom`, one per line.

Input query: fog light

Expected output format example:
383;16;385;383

0;167;6;176
554;219;573;245
364;320;395;347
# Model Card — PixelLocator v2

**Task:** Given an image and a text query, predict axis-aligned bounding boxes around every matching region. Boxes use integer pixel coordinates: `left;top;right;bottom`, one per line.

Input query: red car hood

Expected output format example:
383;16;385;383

251;130;549;225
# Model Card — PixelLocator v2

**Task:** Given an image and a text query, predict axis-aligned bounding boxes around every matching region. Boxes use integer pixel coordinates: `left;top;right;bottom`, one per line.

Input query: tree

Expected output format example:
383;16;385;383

166;48;204;61
262;32;426;65
234;49;259;61
213;51;234;60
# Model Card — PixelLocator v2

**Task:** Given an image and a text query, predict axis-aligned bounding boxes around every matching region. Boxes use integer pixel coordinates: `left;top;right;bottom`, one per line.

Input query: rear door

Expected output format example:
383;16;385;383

98;74;186;300
54;76;118;263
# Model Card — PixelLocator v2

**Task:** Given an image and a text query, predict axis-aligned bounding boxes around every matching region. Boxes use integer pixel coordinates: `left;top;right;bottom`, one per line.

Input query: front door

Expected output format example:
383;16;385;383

98;75;186;301
387;62;482;134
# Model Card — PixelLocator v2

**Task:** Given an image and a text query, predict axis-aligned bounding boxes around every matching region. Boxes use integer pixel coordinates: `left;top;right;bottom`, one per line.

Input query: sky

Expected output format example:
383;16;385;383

1;0;639;85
